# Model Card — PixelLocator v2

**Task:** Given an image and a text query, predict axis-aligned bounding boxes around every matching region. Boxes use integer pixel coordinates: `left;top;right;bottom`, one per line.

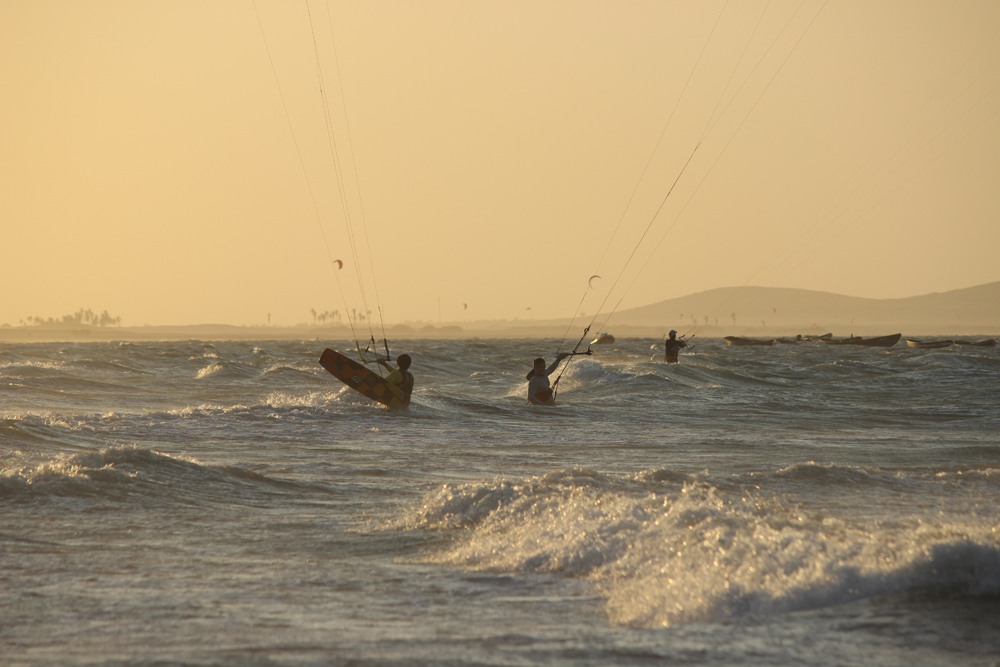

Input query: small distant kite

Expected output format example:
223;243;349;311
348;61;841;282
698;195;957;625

526;307;531;311
333;259;343;269
589;275;601;288
462;303;468;310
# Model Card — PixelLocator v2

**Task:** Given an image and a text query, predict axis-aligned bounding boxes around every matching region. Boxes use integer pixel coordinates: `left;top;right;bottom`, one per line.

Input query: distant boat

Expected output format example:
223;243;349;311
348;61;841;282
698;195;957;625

775;336;803;344
820;333;902;347
954;339;996;347
906;339;952;349
590;332;615;344
724;336;774;346
775;334;831;344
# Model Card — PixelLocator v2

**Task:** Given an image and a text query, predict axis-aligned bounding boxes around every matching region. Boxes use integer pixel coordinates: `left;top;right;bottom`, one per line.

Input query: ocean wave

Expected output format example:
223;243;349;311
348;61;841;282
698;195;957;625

395;468;1000;627
770;461;909;488
65;358;146;375
554;359;630;390
0;360;68;374
0;445;306;506
6;390;376;439
0;413;117;454
195;361;225;379
0;417;49;445
806;360;891;380
766;461;1000;494
502;359;645;400
264;390;341;409
259;364;326;384
661;362;772;389
194;359;259;380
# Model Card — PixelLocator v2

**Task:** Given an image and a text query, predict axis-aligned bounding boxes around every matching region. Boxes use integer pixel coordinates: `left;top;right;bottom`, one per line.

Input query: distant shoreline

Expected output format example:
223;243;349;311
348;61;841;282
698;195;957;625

5;282;998;342
2;322;997;343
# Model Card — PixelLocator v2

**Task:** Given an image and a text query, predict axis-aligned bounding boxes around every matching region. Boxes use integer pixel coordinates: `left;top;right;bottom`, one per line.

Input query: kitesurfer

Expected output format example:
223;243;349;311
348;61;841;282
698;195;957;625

664;330;687;363
378;353;414;406
525;353;569;405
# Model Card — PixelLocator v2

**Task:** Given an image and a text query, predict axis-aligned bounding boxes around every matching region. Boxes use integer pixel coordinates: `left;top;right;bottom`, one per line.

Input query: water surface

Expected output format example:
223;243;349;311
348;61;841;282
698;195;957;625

2;338;998;665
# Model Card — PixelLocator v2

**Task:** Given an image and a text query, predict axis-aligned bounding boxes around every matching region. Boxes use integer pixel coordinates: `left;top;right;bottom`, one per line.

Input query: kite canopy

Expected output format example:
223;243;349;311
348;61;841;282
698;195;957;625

333;259;343;269
589;275;601;288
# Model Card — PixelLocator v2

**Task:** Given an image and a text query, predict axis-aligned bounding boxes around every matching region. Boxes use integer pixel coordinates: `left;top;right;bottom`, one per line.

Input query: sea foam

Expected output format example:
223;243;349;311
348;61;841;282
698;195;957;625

396;468;1000;627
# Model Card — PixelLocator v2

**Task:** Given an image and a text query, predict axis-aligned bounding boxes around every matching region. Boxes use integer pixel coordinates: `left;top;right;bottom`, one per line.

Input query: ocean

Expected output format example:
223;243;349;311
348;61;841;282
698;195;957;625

2;337;998;666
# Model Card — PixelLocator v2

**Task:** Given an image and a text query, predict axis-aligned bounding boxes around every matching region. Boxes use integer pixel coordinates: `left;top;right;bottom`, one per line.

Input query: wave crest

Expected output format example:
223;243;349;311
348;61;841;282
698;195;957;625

396;468;1000;627
0;445;297;506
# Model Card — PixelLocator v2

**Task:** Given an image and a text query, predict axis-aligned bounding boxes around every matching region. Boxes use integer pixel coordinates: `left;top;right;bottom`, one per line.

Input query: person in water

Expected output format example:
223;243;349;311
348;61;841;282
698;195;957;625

664;330;687;363
378;353;414;406
526;353;569;405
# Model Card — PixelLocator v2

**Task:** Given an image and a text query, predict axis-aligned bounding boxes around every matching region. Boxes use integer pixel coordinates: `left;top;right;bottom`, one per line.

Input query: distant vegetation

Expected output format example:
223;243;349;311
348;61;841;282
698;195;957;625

22;308;121;327
310;308;372;325
311;309;341;325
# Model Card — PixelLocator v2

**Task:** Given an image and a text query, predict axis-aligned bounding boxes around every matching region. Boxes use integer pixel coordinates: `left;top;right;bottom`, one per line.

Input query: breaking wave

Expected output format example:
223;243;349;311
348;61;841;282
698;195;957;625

0;445;308;507
394;467;1000;627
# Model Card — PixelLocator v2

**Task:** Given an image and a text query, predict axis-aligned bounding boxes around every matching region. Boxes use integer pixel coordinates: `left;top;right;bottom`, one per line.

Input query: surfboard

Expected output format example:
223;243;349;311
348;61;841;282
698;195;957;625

319;349;406;410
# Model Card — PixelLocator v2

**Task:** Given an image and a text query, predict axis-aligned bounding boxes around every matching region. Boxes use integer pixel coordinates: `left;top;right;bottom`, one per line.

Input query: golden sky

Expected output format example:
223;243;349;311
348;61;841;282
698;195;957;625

3;0;999;327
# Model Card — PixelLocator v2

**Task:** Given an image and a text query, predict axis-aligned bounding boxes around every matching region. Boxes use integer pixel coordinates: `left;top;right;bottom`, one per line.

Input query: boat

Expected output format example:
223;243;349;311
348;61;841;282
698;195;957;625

906;339;952;349
850;333;902;347
724;336;774;346
590;332;615;344
819;333;901;347
775;333;831;344
954;339;996;347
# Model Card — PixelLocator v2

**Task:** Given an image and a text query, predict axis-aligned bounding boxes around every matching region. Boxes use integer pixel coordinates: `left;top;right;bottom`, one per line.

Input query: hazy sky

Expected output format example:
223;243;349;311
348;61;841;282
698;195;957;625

3;0;999;327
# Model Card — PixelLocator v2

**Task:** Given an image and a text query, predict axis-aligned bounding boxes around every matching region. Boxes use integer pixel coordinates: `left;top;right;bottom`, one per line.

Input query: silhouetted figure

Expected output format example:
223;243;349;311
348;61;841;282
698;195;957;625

525;353;569;404
664;330;687;363
378;353;414;407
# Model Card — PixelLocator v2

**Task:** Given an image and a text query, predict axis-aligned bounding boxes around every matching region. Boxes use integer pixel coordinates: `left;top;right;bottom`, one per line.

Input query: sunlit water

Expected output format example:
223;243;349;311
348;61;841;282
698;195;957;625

2;338;998;666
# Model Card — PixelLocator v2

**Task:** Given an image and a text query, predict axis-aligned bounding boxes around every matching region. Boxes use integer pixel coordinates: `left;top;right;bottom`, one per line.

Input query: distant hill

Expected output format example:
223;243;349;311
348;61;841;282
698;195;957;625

607;282;1000;333
3;282;997;342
